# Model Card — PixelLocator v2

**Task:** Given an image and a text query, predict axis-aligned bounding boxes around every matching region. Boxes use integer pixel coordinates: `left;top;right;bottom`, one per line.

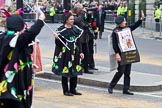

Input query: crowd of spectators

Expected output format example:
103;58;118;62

22;0;126;14
79;0;124;11
23;1;64;22
0;0;127;22
23;1;63;14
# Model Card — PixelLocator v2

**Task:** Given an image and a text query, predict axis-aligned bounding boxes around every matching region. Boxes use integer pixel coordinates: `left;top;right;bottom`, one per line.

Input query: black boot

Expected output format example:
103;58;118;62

84;71;93;74
108;87;113;94
123;90;134;95
71;90;82;95
64;92;74;96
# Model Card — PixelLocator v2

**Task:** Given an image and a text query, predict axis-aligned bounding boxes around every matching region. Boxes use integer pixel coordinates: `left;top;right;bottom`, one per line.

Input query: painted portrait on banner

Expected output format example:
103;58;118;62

117;28;136;52
116;28;140;65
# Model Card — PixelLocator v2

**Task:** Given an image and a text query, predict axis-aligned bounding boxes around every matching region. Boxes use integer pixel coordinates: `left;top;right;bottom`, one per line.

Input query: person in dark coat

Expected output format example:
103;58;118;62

0;11;45;108
95;4;106;39
108;11;145;95
86;10;98;70
73;3;93;74
52;13;84;96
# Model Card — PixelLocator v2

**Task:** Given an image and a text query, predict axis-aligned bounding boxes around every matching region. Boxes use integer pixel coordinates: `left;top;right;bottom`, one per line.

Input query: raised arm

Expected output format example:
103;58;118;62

17;10;45;49
129;10;145;31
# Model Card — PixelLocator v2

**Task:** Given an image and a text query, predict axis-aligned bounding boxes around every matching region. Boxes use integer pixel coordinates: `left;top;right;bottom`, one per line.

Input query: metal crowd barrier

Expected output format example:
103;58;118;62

105;13;116;23
53;14;64;23
23;13;36;22
140;18;162;39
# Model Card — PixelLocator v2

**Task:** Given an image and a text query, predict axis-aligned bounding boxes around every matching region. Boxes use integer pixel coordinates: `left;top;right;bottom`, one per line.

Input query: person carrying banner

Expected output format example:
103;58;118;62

108;10;145;95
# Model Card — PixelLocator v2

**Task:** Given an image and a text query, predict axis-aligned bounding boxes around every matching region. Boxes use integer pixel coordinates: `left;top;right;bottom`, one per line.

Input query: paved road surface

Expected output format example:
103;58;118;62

32;78;162;108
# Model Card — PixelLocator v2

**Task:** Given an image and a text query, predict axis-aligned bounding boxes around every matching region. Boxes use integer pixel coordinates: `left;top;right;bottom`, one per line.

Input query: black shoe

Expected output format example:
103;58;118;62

89;67;98;70
84;71;93;74
123;90;134;95
71;91;82;95
108;87;113;94
64;92;74;96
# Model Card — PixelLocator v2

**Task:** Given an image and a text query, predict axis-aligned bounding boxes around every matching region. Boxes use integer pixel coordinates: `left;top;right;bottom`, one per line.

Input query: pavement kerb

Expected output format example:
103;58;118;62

35;71;162;92
105;27;113;31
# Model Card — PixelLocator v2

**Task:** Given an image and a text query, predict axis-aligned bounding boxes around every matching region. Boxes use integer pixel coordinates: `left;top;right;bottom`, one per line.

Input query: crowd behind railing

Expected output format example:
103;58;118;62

23;1;64;22
1;0;162;38
21;0;124;22
0;0;126;23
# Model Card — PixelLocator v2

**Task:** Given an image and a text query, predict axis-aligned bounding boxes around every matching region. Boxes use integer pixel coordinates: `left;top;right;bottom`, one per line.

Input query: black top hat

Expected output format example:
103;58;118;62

7;14;24;32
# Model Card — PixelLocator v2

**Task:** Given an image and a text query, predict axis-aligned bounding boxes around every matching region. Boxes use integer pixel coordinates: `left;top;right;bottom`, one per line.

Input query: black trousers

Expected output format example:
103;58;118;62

51;16;54;23
155;19;160;32
62;76;77;93
109;63;132;91
81;43;89;72
99;31;103;39
88;39;95;68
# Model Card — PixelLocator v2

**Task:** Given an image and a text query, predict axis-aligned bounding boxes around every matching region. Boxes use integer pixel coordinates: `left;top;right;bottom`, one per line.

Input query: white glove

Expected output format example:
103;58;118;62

37;7;45;21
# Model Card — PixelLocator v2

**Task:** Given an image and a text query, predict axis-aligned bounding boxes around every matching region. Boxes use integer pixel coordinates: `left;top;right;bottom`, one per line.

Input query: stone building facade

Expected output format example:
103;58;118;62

134;0;160;30
135;0;155;20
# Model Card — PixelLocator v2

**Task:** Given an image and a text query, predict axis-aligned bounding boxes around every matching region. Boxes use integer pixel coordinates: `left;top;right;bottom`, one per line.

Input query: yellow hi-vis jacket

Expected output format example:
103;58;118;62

154;8;161;19
117;6;123;16
123;6;127;13
50;7;55;17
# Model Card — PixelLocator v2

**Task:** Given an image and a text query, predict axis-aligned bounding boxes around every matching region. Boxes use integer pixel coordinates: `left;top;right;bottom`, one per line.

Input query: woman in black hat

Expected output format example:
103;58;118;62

108;11;145;95
52;12;84;96
0;10;45;108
